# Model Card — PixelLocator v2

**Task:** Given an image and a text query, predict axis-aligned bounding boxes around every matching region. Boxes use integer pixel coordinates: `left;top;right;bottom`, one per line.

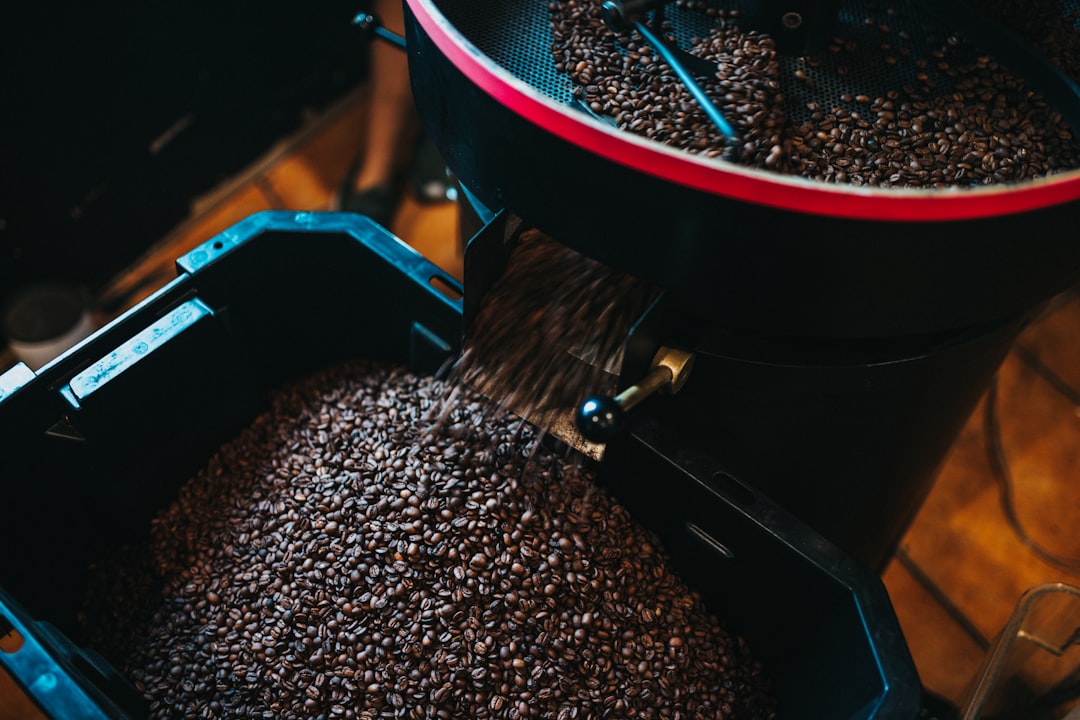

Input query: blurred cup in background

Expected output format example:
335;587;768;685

2;284;95;371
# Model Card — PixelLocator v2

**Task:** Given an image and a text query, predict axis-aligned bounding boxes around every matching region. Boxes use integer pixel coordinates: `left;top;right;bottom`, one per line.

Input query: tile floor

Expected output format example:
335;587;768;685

6;83;1080;716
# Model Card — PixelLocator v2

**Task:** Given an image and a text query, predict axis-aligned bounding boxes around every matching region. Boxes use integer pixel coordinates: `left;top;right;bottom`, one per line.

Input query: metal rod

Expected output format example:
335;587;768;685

632;20;739;149
613;365;673;413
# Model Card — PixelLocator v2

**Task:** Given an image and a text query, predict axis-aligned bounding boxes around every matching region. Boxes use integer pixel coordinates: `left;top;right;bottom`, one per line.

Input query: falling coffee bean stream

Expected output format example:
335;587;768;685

80;360;775;719
452;228;659;429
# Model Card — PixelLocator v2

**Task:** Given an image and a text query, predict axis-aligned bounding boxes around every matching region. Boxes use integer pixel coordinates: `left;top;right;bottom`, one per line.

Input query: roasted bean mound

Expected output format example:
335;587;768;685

82;361;775;719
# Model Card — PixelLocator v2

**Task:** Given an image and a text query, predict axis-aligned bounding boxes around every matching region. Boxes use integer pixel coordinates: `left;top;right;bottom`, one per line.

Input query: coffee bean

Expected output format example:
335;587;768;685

81;360;775;718
547;0;1080;187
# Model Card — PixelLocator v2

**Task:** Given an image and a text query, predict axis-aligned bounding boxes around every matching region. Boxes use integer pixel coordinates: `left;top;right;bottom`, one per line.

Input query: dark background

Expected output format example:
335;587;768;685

0;0;369;306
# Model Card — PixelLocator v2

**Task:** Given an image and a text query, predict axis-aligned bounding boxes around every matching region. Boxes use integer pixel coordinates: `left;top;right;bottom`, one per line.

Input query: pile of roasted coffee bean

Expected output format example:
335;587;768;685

81;360;775;719
549;0;1080;186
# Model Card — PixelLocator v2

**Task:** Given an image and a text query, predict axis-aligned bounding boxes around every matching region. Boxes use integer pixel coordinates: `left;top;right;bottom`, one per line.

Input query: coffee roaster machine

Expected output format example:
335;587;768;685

3;0;1080;718
406;0;1080;572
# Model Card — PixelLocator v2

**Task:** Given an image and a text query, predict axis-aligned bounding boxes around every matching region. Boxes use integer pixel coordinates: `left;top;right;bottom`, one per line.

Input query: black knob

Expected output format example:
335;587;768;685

600;1;629;32
575;396;625;442
352;12;377;32
601;0;670;32
351;12;407;50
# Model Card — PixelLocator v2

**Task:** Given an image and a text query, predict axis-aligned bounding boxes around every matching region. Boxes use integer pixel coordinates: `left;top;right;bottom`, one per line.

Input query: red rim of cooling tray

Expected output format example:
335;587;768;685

408;0;1080;222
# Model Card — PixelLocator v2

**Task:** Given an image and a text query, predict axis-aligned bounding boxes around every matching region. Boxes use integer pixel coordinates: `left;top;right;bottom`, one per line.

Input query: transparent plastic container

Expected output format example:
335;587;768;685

963;582;1080;720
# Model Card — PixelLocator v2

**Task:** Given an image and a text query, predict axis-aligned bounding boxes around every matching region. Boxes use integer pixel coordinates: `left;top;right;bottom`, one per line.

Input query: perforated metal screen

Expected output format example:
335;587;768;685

430;0;1078;126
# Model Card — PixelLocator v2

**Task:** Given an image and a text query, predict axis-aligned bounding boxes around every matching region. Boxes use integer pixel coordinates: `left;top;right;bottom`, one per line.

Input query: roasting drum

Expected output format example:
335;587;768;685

404;0;1080;338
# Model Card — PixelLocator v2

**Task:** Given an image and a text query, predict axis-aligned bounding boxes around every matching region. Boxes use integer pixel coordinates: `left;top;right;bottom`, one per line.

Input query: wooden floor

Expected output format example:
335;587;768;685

7;83;1080;714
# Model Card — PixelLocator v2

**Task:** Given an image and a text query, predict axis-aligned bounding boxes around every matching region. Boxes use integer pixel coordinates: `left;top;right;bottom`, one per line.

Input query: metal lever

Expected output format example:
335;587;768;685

575;346;695;442
353;12;407;50
600;1;739;152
